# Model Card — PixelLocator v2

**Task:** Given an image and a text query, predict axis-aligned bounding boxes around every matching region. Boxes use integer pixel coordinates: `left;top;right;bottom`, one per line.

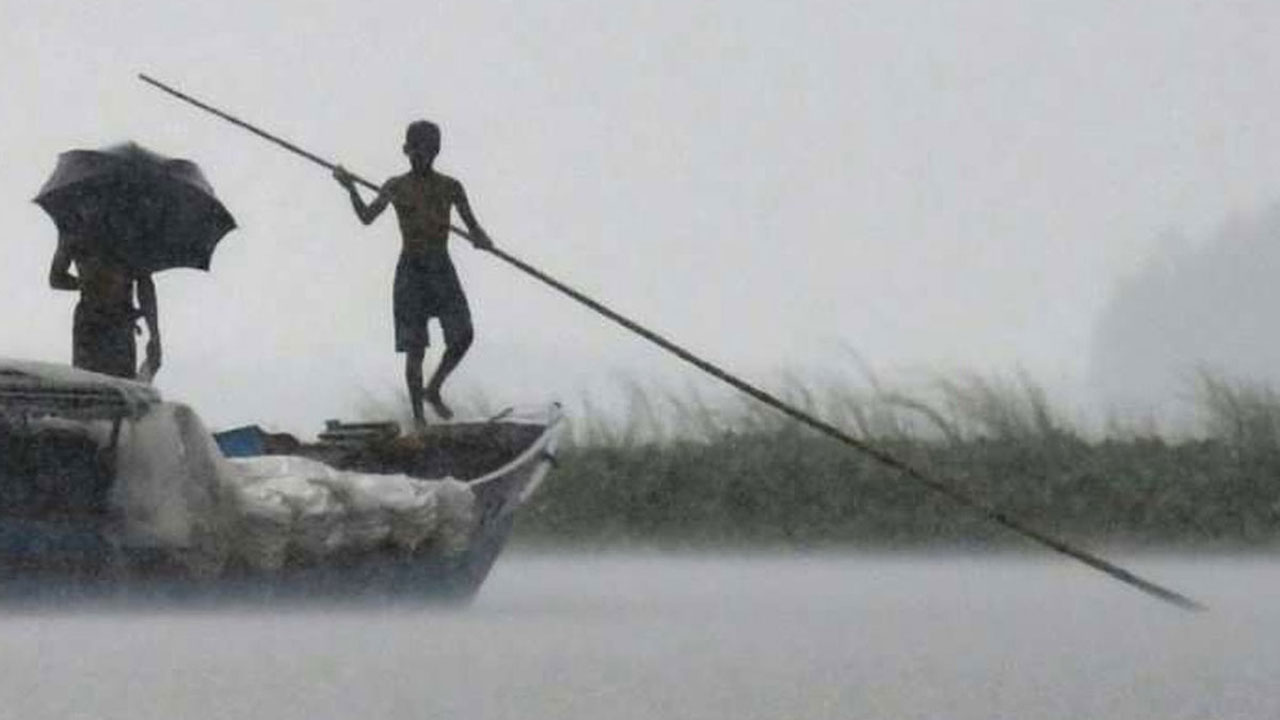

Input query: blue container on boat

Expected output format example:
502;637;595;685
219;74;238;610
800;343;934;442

213;425;266;458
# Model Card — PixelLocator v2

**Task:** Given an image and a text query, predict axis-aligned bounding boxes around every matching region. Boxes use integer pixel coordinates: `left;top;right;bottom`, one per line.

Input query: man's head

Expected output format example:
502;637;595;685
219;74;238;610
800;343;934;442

404;120;441;171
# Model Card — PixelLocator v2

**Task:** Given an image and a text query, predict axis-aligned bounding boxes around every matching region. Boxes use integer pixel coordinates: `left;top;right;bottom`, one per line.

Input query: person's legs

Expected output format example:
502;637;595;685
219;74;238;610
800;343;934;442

72;302;137;379
425;305;474;420
404;346;427;427
393;256;431;426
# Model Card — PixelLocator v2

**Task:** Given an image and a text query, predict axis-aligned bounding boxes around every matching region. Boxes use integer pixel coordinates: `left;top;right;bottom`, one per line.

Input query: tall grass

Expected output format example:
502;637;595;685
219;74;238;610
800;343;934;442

1195;371;1280;456
516;370;1280;549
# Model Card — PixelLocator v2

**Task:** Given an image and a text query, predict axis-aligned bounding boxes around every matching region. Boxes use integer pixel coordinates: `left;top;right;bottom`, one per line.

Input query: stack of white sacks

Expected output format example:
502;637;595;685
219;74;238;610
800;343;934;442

228;454;476;571
105;397;476;573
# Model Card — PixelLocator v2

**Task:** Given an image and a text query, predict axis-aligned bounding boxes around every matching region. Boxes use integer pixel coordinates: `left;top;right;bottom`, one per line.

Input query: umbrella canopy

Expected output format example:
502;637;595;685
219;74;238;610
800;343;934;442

33;142;236;273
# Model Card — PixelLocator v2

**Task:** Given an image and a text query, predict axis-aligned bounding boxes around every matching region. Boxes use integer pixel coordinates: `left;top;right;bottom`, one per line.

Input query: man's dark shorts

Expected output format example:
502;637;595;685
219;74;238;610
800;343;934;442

73;301;137;379
393;251;472;352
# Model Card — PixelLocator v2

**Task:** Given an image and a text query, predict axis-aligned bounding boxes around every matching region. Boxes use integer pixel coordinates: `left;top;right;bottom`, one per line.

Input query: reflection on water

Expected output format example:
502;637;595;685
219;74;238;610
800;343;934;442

0;552;1275;720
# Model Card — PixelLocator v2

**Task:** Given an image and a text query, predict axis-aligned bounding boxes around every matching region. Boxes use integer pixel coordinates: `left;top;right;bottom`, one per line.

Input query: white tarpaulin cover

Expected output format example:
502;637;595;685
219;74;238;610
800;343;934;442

0;358;160;419
110;401;239;575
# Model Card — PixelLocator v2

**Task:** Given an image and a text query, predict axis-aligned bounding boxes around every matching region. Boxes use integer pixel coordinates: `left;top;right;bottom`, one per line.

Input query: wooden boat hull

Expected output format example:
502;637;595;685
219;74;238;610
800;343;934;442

0;367;563;605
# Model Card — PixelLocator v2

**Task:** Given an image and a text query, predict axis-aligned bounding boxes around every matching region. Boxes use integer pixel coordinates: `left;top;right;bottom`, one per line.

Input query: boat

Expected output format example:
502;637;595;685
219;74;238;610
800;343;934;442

0;359;564;605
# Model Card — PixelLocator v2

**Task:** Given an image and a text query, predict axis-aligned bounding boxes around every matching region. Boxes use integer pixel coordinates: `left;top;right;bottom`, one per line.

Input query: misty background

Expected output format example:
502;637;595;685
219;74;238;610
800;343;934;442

1092;202;1280;425
2;1;1279;435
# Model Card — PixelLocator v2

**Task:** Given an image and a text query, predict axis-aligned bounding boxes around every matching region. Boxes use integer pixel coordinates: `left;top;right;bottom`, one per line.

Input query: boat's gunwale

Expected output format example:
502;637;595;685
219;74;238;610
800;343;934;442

467;403;564;490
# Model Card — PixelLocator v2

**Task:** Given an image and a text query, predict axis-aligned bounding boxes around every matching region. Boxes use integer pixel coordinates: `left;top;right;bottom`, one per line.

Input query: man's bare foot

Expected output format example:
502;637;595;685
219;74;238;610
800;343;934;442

424;388;454;420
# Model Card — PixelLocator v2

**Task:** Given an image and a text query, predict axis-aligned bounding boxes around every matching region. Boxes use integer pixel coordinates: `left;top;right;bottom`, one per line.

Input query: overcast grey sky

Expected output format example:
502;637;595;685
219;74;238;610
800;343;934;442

3;0;1279;432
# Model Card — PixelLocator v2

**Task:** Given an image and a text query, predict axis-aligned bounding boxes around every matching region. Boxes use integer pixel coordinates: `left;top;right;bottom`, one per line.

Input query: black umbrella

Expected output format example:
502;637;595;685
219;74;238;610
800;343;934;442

33;142;236;273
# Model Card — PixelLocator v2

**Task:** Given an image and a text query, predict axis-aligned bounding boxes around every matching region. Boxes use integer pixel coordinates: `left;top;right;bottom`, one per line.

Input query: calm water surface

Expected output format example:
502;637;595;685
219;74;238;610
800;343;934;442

0;551;1274;720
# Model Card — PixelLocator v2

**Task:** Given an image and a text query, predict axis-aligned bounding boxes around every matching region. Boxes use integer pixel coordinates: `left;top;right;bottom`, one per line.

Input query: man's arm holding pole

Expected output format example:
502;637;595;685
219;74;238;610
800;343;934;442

454;182;493;250
334;166;390;225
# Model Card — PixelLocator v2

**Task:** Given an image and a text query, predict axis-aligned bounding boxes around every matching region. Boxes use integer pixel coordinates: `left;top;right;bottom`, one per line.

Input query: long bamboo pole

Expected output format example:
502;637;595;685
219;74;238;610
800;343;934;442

138;72;1206;612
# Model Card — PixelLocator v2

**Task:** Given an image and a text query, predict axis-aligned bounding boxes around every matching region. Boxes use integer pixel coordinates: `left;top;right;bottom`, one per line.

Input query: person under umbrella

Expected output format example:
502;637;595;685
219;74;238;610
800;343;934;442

47;194;162;381
35;142;236;381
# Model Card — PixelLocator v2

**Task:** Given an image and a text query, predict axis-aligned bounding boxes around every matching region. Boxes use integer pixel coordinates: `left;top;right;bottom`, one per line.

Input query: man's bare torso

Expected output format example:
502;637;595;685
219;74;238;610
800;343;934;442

387;171;460;255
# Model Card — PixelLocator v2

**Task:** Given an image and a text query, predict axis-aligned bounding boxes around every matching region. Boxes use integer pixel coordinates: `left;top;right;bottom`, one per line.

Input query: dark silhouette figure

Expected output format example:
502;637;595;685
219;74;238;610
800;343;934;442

49;232;161;382
334;120;493;425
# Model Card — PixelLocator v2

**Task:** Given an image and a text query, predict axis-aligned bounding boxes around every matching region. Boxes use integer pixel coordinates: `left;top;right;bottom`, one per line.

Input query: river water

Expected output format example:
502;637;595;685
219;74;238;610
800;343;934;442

0;551;1274;719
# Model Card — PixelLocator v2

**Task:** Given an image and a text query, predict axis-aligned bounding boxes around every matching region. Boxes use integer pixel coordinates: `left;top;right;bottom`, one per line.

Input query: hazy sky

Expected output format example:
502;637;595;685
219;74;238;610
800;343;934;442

3;0;1280;432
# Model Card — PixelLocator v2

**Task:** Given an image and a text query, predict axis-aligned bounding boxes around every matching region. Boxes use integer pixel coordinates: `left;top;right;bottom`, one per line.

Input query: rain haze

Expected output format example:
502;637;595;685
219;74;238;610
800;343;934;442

4;1;1280;433
5;2;1280;720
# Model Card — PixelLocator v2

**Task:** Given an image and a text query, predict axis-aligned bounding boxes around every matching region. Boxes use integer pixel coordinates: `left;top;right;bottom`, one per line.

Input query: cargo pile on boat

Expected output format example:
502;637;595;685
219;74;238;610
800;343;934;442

228;454;475;570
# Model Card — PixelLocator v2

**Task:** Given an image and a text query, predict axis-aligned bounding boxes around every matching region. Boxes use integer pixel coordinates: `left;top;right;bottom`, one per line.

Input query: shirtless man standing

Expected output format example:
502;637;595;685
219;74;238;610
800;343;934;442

49;232;161;381
334;120;493;425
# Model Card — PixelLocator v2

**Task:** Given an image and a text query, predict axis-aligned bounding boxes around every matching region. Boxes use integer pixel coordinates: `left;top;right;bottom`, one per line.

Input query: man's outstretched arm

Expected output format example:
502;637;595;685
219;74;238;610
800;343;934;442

334;166;391;225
